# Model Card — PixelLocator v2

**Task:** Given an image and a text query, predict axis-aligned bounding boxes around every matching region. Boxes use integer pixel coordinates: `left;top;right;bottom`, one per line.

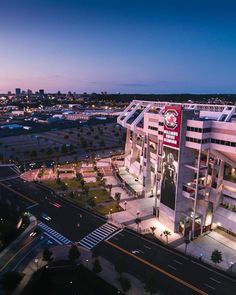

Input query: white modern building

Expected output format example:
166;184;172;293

117;100;236;238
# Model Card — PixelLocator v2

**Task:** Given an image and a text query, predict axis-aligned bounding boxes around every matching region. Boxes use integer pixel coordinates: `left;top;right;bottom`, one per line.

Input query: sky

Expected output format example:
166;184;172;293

0;0;236;94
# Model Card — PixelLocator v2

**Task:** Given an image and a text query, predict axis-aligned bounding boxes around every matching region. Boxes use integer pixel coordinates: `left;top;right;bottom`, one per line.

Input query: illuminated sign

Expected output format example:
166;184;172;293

163;106;182;148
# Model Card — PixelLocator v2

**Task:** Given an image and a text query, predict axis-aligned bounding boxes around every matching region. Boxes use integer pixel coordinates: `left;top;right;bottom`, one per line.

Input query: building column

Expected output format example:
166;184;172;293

191;148;201;239
124;129;131;168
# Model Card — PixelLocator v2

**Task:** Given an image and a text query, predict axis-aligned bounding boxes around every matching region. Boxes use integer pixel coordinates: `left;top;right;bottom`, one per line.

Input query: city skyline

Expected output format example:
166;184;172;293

1;0;236;94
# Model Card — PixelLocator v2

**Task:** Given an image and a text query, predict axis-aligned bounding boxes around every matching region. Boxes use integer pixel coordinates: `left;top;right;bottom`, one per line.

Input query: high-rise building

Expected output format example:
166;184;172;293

39;89;44;95
15;88;21;95
118;100;236;238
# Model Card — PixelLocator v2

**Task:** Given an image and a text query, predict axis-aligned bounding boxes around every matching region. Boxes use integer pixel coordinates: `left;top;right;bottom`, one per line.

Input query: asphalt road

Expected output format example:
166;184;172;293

0;176;236;295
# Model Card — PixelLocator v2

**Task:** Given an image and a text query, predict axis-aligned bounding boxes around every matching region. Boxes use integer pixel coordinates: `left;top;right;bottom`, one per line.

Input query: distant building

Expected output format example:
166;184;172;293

15;88;21;95
39;89;45;96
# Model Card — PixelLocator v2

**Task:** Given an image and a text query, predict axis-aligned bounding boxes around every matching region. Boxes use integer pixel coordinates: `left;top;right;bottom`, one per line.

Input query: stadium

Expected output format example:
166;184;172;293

117;100;236;238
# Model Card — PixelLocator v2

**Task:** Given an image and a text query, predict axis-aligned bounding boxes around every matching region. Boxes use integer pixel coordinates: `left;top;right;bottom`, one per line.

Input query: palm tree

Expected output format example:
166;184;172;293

184;239;191;255
163;230;171;244
134;217;142;232
114;192;121;208
150;226;157;236
83;186;89;201
107;184;113;195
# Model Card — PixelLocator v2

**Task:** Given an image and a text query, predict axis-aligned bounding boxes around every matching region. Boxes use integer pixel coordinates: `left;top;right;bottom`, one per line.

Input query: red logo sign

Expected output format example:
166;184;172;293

163;106;182;148
164;109;178;129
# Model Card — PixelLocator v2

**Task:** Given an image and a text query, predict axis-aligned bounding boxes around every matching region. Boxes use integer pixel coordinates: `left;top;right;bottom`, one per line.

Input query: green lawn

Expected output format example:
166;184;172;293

88;189;112;203
41;180;63;191
95;202;123;215
41;179;102;192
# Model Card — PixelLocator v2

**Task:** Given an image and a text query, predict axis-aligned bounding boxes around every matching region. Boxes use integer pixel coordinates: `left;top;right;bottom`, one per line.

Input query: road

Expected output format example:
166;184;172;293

0;177;235;295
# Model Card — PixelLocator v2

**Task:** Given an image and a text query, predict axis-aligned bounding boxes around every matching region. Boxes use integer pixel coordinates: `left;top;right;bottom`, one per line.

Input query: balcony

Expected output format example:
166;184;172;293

182;185;195;199
182;183;206;200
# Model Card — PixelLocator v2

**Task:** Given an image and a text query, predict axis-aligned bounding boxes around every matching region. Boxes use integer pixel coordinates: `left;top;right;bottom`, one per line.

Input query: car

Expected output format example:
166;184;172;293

52;202;62;208
29;228;41;237
41;213;52;221
131;250;140;254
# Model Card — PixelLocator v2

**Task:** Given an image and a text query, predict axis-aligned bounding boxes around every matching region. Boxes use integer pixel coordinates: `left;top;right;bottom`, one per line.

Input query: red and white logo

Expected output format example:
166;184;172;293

164;109;178;129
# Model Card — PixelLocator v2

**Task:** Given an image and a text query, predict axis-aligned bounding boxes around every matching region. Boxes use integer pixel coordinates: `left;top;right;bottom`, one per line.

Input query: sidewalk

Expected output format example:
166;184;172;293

13;256;47;295
50;245;156;295
176;229;236;272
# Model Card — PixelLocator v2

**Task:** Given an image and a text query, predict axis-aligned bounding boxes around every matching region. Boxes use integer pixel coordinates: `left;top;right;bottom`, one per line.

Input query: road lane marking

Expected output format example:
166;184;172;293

204;283;216;290
209;277;221;284
0;238;36;272
144;245;151;250
105;240;208;295
0;182;37;205
168;264;177;270
173;259;183;265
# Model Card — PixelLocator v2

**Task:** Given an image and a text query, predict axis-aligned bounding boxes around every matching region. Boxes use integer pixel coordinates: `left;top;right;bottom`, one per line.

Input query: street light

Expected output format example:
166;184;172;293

34;258;39;270
110;208;113;220
230;261;234;272
124;201;127;210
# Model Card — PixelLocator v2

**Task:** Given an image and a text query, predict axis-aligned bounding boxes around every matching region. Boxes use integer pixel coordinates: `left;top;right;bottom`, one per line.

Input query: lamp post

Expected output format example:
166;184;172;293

34;258;39;270
230;261;234;272
124;201;127;210
110;208;113;220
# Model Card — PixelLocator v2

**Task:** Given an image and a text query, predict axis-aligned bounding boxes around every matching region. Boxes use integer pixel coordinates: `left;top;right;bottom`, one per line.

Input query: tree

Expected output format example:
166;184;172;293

211;249;223;266
92;247;100;259
107;184;113;195
115;259;126;275
1;271;23;293
80;179;85;188
114;192;121;208
134;217;142;232
83;186;89;201
88;197;96;207
119;277;131;293
184;239;191;255
150;226;157;236
162;230;171;244
92;258;102;273
43;247;53;262
68;244;80;263
144;275;157;295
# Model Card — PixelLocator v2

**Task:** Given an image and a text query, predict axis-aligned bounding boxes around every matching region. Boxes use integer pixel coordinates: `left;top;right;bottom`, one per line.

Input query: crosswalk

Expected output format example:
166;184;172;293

38;222;72;245
78;223;122;250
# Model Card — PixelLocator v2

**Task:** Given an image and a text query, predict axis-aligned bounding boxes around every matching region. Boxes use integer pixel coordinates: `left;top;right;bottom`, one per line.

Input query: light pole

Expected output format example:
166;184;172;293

110;208;113;220
230;261;234;272
124;201;127;210
34;258;39;270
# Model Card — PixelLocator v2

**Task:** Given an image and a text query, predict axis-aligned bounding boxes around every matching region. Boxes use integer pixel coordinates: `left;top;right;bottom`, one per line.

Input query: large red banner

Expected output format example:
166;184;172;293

163;105;182;149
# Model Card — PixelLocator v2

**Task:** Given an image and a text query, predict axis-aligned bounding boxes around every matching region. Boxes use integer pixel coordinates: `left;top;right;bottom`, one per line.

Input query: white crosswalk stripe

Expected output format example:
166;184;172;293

38;222;72;245
78;223;122;250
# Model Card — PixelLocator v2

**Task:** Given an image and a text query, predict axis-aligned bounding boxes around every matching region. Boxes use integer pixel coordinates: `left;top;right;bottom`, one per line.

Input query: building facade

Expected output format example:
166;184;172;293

117;100;236;238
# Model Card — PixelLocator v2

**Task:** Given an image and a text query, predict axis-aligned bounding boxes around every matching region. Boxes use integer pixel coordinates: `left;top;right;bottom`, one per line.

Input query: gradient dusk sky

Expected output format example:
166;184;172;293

1;0;236;94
